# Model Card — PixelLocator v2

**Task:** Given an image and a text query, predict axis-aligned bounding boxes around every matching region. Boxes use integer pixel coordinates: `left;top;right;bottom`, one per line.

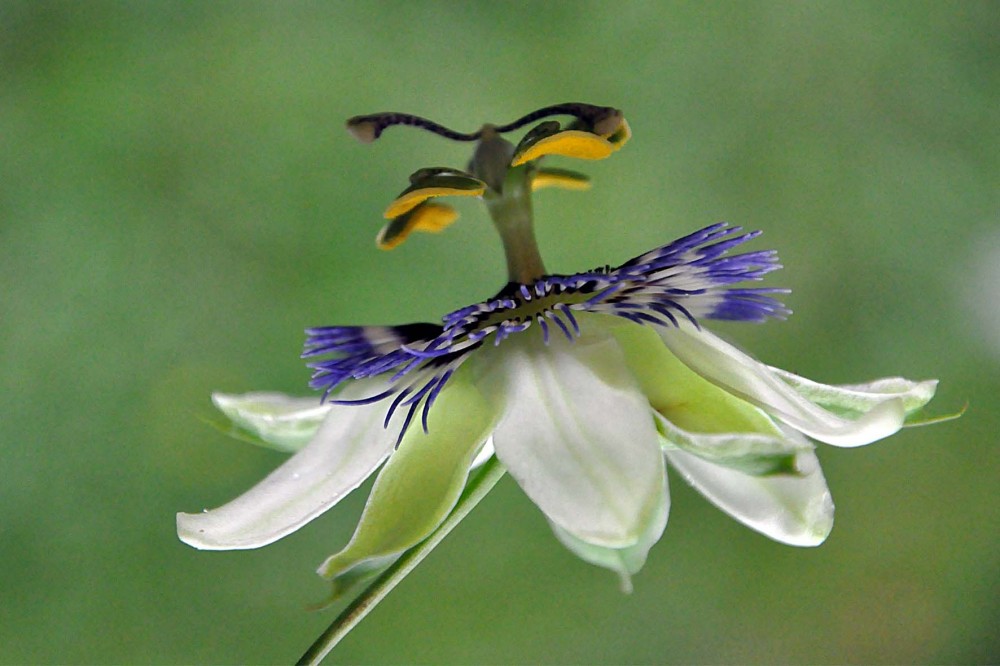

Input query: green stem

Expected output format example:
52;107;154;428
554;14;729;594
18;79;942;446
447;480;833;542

296;455;506;665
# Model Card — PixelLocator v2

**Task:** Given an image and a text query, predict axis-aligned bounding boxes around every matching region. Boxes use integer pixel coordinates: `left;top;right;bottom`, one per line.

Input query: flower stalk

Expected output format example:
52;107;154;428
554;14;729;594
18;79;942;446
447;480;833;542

296;456;505;665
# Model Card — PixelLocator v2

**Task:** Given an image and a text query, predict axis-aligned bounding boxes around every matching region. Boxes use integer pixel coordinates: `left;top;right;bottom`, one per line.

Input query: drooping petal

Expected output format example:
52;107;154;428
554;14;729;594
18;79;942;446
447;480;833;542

473;328;667;548
767;368;938;420
663;425;834;546
316;369;495;581
659;325;908;447
210;392;330;453
550;471;669;593
177;380;401;550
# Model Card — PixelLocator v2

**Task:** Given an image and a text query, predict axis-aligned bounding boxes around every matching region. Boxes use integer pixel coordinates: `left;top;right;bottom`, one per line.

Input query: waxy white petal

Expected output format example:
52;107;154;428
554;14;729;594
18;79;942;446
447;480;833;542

212;392;330;453
550;473;669;592
659;326;907;447
475;329;667;548
664;431;834;546
177;380;400;550
317;372;494;580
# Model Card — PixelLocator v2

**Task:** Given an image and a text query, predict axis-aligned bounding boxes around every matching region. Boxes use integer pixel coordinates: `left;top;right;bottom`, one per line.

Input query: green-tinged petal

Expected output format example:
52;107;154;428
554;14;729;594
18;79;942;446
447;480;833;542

664;429;834;546
376;202;458;250
177;380;399;550
655;413;808;476
550;473;669;593
768;368;938;419
382;173;486;219
658;324;908;447
511;130;615;167
210;392;329;453
610;321;782;436
473;326;667;548
316;369;495;581
531;167;592;192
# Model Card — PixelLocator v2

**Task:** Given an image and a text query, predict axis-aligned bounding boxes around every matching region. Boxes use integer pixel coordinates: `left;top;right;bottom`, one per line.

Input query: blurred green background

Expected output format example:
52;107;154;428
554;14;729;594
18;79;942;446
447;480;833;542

2;1;997;663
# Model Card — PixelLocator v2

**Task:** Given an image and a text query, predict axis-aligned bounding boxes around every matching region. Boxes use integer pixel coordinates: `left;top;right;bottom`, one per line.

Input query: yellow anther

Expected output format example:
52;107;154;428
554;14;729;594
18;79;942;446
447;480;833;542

376;203;459;250
531;168;592;192
510;130;615;167
383;175;486;219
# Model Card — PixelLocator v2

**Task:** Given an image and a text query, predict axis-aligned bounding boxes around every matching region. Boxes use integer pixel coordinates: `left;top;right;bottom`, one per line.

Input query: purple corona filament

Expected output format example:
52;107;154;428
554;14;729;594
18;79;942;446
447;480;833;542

302;223;789;442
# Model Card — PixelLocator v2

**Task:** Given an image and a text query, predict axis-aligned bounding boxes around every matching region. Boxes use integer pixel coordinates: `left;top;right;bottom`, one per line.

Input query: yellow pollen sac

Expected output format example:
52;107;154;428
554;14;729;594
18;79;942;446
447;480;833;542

376;202;459;250
531;168;592;192
383;175;486;219
510;130;615;167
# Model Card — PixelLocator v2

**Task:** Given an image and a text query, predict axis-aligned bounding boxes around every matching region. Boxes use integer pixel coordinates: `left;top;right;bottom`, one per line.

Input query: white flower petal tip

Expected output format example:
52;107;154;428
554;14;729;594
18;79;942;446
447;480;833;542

809;397;908;448
769;370;939;419
477;331;667;548
658;326;928;448
210;392;330;453
177;388;404;551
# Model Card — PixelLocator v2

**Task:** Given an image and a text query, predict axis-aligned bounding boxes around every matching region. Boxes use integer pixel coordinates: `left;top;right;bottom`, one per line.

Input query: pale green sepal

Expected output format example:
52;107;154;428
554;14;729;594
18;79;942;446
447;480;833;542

550;475;669;594
317;371;495;581
655;413;810;477
210;392;329;453
768;369;938;419
904;404;966;427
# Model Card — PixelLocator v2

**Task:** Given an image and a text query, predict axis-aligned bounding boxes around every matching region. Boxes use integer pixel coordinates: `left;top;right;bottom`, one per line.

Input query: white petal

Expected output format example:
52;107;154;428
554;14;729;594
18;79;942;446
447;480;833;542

212;392;331;453
474;328;667;548
659;325;906;447
550;472;669;593
766;369;937;417
177;380;401;550
664;432;834;546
